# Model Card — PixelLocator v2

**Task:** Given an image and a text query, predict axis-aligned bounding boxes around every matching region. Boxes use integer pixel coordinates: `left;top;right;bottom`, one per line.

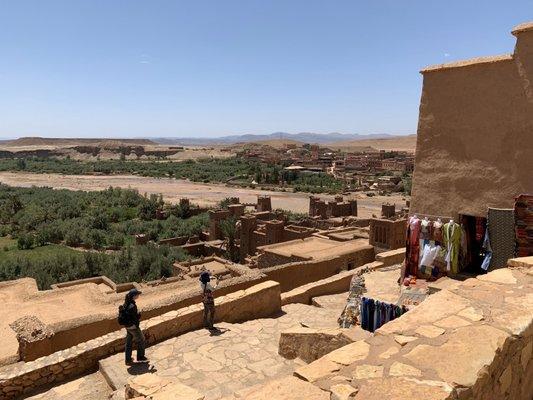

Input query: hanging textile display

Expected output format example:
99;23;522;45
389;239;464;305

480;229;492;272
514;194;533;257
487;207;516;270
360;297;408;332
443;220;461;274
405;216;421;277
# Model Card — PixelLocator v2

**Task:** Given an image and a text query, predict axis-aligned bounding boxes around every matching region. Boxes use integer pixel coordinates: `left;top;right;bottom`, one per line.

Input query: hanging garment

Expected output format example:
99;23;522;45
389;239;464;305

487;208;515;270
420;219;432;240
443;221;461;274
460;225;469;271
433;221;444;243
480;229;492;272
514;194;533;257
420;242;441;268
475;217;486;242
405;217;422;277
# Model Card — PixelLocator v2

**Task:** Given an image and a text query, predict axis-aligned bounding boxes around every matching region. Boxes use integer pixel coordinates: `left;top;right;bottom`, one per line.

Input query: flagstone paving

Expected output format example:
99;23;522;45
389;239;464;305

99;303;341;400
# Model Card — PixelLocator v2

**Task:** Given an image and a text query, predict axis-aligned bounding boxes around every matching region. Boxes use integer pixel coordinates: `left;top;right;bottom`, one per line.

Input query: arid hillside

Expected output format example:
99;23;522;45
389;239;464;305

329;134;416;152
1;137;156;147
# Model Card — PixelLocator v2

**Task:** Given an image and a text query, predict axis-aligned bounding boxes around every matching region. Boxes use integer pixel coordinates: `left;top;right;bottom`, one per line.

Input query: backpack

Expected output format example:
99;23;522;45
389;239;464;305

118;304;130;326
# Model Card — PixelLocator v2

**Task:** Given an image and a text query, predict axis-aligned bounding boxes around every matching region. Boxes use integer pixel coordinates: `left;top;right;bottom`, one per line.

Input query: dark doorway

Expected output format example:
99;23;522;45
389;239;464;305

459;214;487;274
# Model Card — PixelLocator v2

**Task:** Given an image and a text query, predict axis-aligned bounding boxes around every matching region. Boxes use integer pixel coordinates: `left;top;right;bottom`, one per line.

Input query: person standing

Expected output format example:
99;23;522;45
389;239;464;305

120;288;147;365
199;271;218;330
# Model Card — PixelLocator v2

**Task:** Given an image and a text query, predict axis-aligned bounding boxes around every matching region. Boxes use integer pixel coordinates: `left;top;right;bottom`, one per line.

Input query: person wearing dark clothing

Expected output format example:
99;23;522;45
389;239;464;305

123;288;147;365
199;271;218;330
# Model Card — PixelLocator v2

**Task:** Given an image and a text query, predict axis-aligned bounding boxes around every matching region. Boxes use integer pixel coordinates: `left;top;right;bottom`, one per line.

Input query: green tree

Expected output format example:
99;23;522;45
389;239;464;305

219;217;238;262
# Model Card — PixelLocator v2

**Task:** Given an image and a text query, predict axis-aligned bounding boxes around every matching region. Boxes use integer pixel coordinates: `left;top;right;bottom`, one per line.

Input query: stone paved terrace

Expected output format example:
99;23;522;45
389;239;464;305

98;303;342;400
289;260;533;400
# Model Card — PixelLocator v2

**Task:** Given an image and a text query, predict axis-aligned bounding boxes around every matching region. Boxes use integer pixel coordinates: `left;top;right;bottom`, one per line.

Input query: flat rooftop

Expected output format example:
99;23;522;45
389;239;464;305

260;236;370;260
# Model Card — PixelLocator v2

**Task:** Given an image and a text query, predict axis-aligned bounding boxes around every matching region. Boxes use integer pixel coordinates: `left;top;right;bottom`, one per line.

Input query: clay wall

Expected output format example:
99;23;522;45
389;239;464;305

369;218;406;250
209;209;230;240
158;236;189;246
261;245;375;292
280;261;384;306
411;26;533;218
257;196;272;212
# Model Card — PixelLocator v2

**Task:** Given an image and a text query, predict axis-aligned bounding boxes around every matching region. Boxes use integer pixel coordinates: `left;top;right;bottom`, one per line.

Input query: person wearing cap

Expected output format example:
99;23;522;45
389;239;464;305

123;288;147;365
199;271;218;330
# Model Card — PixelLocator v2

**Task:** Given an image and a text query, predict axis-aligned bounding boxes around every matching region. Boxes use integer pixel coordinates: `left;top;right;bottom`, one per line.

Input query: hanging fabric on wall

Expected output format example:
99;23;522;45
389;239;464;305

405;216;421;277
514;194;533;257
360;297;408;332
443;220;461;274
480;229;492;272
487;207;515;270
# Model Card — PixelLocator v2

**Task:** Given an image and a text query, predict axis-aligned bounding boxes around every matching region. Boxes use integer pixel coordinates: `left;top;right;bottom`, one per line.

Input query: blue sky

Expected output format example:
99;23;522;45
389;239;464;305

0;1;530;138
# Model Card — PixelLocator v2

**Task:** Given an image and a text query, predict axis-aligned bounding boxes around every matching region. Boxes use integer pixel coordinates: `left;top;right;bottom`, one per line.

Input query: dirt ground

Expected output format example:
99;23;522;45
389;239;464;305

0;172;408;217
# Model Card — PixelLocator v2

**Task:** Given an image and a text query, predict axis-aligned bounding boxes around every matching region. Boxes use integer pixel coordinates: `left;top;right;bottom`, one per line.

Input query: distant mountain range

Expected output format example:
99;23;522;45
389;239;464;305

153;132;402;146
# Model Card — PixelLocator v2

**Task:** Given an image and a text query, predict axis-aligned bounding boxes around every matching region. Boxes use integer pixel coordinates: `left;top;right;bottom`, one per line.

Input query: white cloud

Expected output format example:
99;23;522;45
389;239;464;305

444;53;450;58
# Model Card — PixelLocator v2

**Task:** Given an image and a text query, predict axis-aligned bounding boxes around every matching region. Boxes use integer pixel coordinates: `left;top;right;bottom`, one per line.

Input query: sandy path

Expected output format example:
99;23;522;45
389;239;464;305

0;172;407;216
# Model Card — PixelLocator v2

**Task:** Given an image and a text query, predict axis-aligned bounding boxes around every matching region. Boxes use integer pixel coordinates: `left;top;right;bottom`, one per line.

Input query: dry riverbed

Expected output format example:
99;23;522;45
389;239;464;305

0;172;408;217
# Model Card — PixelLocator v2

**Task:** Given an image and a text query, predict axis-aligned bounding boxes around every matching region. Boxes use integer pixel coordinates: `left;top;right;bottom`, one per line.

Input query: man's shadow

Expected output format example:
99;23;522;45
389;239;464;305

209;326;229;337
127;362;158;376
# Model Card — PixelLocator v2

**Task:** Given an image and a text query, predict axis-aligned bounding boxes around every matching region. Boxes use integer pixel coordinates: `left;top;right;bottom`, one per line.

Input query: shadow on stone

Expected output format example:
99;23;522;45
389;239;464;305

209;326;230;336
127;363;157;376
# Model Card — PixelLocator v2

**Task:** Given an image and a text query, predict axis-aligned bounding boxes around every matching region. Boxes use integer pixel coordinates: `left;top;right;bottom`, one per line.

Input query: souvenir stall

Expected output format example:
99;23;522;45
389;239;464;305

403;195;533;280
404;213;490;281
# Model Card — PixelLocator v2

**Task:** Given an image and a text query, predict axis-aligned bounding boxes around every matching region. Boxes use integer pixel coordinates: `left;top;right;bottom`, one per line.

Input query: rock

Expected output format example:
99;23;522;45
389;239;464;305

325;341;370;365
507;256;533;269
352;364;384;380
521;341;532;370
434;315;471;329
240;376;329;400
279;327;353;363
378;346;399;359
9;315;54;362
394;335;417;346
125;375;204;400
477;269;517;285
378;290;470;335
415;325;445;338
330;383;357;400
353;377;452;400
457;307;484;322
388;361;422;377
126;375;173;398
404;325;509;387
294;358;341;382
498;364;513;394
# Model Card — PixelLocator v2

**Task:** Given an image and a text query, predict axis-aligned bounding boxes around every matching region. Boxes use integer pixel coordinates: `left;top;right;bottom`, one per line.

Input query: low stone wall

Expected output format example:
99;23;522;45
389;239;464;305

281;261;384;306
375;248;406;266
263;246;375;292
0;281;281;399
